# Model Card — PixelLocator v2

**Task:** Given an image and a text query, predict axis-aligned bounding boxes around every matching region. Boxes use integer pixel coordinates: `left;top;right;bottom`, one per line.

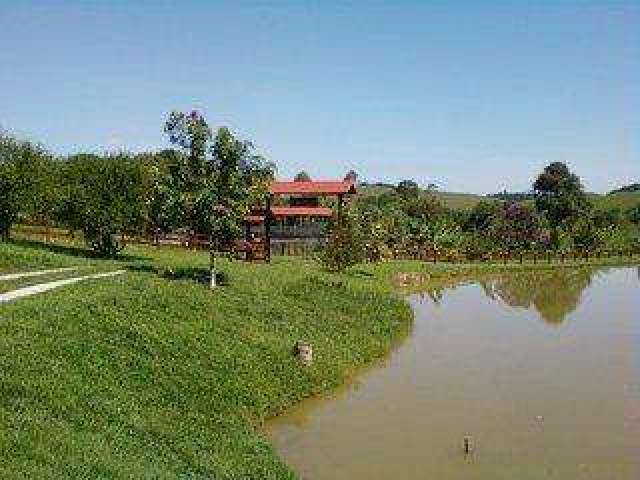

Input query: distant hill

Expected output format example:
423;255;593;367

357;184;487;210
594;191;640;210
434;192;488;210
358;182;640;212
487;191;534;202
609;183;640;195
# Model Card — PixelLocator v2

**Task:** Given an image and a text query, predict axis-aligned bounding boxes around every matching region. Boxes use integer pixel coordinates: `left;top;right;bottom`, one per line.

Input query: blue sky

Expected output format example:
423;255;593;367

1;1;638;193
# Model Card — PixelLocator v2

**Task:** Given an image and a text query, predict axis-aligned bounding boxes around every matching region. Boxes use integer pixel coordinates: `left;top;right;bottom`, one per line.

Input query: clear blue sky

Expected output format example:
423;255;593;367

1;1;638;193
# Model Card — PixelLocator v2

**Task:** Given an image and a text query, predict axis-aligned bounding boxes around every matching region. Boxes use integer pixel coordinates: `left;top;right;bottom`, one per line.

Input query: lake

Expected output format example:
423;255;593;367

267;267;640;479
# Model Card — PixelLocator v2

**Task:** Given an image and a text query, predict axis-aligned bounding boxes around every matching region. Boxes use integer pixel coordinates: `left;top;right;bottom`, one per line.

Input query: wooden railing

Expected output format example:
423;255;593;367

9;225;639;262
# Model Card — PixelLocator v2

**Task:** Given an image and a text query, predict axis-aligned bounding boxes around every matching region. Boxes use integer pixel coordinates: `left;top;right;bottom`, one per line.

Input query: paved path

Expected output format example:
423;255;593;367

0;270;126;304
0;267;78;281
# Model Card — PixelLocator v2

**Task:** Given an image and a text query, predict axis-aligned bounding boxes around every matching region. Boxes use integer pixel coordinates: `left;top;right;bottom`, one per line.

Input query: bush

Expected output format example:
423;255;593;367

83;222;125;258
59;153;145;257
320;210;366;272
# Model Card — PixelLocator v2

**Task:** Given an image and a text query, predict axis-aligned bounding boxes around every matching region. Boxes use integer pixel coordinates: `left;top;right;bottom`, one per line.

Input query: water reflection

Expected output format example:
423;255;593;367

421;267;618;325
479;268;603;325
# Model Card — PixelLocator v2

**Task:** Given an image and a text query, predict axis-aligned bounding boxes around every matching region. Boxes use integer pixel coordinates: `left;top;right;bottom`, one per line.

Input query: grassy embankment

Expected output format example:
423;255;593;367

1;239;638;479
1;240;413;479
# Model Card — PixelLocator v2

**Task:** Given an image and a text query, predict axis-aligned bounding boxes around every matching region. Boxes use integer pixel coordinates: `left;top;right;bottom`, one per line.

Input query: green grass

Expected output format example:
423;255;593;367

358;185;487;210
1;240;638;479
434;191;487;209
595;191;640;211
0;241;412;479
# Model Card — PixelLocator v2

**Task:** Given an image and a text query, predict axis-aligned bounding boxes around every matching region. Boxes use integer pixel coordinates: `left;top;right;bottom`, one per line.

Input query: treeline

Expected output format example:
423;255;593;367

609;183;640;195
0;111;274;258
486;190;534;202
324;163;640;270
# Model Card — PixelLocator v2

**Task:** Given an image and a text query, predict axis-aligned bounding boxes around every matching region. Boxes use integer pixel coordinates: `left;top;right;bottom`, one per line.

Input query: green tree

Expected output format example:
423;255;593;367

137;149;185;235
0;133;55;240
58;153;145;257
344;170;358;184
294;170;312;182
533;162;590;229
320;207;367;271
164;111;274;287
464;200;501;231
395;179;420;198
164;110;212;189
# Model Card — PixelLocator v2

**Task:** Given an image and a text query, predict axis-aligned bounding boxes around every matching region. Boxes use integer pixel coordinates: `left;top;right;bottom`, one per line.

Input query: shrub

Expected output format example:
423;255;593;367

320;210;366;272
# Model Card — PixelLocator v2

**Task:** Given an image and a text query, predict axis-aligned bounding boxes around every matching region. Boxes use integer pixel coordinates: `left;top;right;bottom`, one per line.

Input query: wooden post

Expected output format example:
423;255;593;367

296;341;313;365
265;195;272;263
337;194;344;226
463;435;474;454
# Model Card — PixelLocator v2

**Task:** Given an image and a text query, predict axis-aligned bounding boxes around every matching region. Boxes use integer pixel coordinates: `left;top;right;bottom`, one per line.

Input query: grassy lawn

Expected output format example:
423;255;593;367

1;240;638;479
0;241;413;479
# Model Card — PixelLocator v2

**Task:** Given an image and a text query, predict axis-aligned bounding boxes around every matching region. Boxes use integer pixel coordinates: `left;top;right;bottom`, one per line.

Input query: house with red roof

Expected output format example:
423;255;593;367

244;179;357;261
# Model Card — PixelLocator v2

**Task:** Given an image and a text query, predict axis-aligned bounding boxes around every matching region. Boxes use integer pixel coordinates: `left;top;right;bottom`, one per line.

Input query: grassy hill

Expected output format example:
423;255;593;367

358;184;487;210
594;191;640;211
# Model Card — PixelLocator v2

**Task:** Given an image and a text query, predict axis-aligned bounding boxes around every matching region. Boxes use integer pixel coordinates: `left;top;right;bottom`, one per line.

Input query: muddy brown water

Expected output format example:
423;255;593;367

267;267;640;479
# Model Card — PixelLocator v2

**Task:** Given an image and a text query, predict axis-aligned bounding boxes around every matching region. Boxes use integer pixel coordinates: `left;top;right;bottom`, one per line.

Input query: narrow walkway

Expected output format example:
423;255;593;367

0;270;126;304
0;267;78;281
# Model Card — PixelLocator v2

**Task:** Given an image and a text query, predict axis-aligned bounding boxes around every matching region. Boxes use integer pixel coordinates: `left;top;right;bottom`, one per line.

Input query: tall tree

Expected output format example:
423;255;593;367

163;111;274;288
294;170;312;182
344;170;358;184
395;179;420;198
164;110;212;189
57;153;145;257
533;162;590;229
0;133;55;240
137;149;185;235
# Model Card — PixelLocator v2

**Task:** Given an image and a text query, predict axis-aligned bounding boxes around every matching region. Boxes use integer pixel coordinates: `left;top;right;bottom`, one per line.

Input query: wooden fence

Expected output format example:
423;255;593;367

9;225;638;264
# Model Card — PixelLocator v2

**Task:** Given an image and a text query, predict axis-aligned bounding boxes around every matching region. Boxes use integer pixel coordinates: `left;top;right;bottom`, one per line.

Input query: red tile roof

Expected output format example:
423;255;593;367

269;181;356;195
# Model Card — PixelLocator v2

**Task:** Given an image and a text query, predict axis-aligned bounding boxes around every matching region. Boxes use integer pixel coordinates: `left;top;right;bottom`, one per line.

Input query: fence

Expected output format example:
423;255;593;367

9;225;638;263
270;239;323;258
